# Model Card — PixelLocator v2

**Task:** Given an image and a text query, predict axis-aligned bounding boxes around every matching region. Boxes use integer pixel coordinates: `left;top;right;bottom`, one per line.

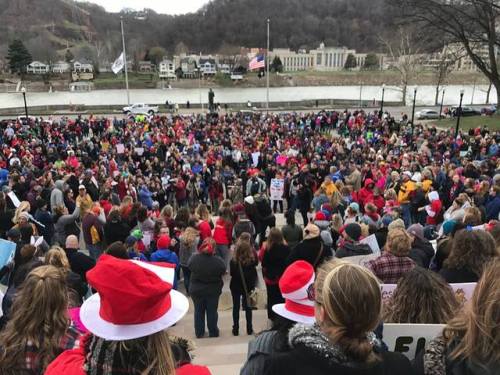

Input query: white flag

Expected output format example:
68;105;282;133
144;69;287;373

112;52;125;74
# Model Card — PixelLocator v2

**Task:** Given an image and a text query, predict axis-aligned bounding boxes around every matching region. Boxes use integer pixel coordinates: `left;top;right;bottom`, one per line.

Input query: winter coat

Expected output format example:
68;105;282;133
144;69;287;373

439;266;478;283
264;324;413;375
261;243;290;285
104;219;131;245
229;257;258;294
188;253;226;298
356;179;375;210
232;219;256;242
150;248;179;288
313;220;334;249
485;194;500;221
138;186;154;209
241;330;288;375
53;207;80;246
179;228;200;267
413;335;498;375
34;208;54;244
287;237;331;270
410;237;435;268
50;180;65;211
82;212;105;246
213;217;232;245
335;242;372;258
64;248;95;283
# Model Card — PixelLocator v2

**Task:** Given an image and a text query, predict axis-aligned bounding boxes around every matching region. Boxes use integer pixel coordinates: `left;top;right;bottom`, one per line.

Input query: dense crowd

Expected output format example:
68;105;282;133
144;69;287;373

0;108;498;374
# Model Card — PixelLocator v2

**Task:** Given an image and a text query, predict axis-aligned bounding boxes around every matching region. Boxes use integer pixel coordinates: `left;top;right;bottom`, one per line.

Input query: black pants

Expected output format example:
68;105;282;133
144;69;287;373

192;295;220;337
266;283;284;321
272;200;284;213
231;290;253;330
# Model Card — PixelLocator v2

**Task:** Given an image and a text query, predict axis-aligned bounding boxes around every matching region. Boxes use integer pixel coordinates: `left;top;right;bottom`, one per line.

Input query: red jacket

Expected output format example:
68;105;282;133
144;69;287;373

356;179;375;210
213;217;232;245
45;347;211;375
198;220;212;241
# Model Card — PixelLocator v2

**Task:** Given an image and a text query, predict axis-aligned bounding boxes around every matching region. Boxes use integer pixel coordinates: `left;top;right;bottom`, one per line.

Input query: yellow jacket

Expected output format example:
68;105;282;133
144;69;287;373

398;181;416;204
321;181;338;197
422;179;433;193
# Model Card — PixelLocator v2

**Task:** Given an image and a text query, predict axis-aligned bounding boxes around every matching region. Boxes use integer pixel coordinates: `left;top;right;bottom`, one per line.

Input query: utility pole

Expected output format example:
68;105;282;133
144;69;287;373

120;16;130;106
266;18;270;112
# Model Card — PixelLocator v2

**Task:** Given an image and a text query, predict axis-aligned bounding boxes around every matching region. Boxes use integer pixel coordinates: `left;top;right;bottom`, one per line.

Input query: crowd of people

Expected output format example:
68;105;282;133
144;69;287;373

0;107;498;374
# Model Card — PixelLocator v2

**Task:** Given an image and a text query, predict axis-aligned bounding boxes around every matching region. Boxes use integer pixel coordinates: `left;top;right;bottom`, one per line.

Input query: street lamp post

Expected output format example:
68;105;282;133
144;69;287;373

411;87;417;136
439;88;445;119
380;83;385;118
21;87;28;123
455;89;465;140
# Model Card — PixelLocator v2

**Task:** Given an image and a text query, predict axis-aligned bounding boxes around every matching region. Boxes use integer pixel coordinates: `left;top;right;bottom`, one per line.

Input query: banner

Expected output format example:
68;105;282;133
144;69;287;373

381;283;476;307
0;239;16;269
116;143;125;154
270;178;284;201
112;52;125;74
384;323;444;359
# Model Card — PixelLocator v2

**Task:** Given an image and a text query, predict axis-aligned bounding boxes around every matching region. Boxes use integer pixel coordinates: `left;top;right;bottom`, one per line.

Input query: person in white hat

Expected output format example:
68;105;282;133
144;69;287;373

45;254;211;375
241;260;316;375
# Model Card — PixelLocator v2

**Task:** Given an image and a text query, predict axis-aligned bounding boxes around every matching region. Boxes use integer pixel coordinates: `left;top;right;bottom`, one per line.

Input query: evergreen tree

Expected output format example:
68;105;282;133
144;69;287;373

65;49;74;63
344;53;357;70
363;53;379;70
271;56;283;72
7;39;32;75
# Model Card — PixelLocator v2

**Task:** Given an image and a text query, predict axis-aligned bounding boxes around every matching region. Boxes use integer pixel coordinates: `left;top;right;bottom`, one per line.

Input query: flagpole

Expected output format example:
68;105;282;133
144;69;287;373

266;18;270;112
120;16;130;106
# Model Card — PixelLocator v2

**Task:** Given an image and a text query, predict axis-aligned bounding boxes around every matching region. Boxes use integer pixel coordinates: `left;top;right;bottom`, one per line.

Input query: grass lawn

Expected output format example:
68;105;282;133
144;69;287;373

429;116;500;130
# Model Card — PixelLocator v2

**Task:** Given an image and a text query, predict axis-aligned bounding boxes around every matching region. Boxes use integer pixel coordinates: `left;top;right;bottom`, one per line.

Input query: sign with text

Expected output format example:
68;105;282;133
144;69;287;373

384;323;445;359
381;283;476;306
270;178;285;201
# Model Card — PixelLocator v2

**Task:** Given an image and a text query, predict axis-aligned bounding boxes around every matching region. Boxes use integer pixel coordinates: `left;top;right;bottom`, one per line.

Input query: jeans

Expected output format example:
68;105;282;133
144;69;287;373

192;295;220;337
181;265;191;295
87;243;103;260
401;203;412;228
216;244;231;272
231;290;253;331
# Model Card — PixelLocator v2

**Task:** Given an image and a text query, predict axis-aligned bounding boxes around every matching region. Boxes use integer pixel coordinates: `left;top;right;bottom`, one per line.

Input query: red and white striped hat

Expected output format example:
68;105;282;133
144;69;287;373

272;260;316;325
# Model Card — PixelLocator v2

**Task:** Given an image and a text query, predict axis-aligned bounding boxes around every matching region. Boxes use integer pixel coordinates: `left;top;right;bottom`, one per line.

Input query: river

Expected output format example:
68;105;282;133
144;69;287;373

0;84;496;109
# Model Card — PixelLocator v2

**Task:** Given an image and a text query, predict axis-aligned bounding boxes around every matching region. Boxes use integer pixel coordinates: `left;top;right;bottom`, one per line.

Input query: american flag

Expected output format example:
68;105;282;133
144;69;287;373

249;55;265;70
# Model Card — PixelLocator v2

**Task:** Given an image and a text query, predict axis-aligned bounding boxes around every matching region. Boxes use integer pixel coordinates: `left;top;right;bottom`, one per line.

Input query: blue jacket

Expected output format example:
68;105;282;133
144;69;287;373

138;187;153;209
150;249;179;288
485;194;500;221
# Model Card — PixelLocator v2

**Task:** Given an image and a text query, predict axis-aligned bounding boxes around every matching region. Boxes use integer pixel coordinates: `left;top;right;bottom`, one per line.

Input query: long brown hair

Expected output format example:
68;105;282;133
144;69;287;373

316;260;382;363
444;229;499;277
234;233;255;266
84;330;176;374
265;227;284;250
443;259;500;365
0;265;70;373
383;267;459;324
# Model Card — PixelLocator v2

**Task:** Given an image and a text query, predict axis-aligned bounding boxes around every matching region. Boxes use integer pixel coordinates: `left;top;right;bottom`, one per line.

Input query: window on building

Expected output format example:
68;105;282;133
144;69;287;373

317;54;322;65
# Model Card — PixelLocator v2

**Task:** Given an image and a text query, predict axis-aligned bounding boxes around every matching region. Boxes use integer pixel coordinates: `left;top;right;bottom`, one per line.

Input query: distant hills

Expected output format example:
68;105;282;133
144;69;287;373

0;0;398;64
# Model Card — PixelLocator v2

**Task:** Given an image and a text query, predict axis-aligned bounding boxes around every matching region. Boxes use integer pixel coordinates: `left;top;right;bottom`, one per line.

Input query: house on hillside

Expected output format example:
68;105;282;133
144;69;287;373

138;61;156;73
27;61;50;74
52;61;71;74
218;63;232;74
73;60;94;73
158;59;175;79
180;57;198;78
200;58;217;76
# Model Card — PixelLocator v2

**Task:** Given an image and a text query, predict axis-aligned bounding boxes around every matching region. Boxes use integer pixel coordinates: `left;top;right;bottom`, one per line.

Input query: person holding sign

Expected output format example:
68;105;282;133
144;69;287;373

264;260;413;375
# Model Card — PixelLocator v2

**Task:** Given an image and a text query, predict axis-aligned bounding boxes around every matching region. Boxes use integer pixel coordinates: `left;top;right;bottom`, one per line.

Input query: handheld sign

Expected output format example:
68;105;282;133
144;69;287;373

381;283;476;307
360;234;381;255
384;323;445;359
270;179;285;201
0;239;16;269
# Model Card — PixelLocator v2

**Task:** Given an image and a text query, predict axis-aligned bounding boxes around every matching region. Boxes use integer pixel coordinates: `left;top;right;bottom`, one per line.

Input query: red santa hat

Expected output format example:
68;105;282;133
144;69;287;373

80;255;188;340
272;260;316;325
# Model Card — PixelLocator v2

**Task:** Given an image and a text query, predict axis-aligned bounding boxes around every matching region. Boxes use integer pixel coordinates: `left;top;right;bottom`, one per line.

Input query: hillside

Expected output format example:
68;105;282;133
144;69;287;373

0;0;398;64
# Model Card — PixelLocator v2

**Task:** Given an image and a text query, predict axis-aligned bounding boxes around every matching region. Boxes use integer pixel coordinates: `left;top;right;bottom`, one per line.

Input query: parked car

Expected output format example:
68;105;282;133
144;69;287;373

416;109;442;120
481;105;496;115
122;103;159;115
450;106;481;117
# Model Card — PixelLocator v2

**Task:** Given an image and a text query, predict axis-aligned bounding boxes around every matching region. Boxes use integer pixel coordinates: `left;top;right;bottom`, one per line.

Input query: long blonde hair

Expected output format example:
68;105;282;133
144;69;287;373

443;259;500;365
12;201;31;224
45;246;71;272
0;265;70;373
316;260;382;363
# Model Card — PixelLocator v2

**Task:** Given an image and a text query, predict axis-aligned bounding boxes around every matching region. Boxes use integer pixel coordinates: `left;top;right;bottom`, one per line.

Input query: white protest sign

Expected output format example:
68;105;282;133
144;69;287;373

7;191;21;208
360;234;381;256
135;147;144;156
0;290;3;318
342;254;378;267
251;152;260;167
116;143;125;154
384;324;444;359
381;283;476;307
30;236;44;248
270;178;285;201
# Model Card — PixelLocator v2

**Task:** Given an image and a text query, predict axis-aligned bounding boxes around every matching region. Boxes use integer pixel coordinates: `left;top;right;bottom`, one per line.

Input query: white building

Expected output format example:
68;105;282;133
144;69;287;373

218;63;231;74
52;61;71;74
73;60;94;73
270;48;314;72
158;59;176;79
27;61;50;74
200;58;217;75
310;43;354;71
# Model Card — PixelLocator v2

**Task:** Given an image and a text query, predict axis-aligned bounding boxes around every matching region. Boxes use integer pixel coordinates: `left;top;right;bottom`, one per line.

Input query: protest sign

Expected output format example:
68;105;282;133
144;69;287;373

116;143;125;154
251;152;260;167
381;283;476;307
7;191;21;208
384;323;444;359
342;254;378;267
0;239;16;269
360;234;381;255
270;178;285;201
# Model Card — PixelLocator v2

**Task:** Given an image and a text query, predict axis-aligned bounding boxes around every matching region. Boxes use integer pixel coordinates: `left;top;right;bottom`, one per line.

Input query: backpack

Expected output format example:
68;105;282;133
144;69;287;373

250;179;261;195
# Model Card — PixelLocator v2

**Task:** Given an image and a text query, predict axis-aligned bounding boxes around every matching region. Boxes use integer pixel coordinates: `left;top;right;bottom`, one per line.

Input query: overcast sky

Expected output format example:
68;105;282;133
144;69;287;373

77;0;211;15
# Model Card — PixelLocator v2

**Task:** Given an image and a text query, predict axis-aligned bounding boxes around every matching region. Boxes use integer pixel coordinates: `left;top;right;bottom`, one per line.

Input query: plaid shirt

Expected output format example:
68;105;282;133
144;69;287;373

25;325;81;374
367;252;416;284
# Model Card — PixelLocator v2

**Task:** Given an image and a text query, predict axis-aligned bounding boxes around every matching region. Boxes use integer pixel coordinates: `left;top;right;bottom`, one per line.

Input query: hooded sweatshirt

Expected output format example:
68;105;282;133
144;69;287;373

51;180;65;211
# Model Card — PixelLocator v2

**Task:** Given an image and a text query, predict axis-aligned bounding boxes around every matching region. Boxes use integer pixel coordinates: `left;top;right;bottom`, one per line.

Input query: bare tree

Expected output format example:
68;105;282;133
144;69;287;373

431;45;466;105
391;0;500;105
380;27;423;105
